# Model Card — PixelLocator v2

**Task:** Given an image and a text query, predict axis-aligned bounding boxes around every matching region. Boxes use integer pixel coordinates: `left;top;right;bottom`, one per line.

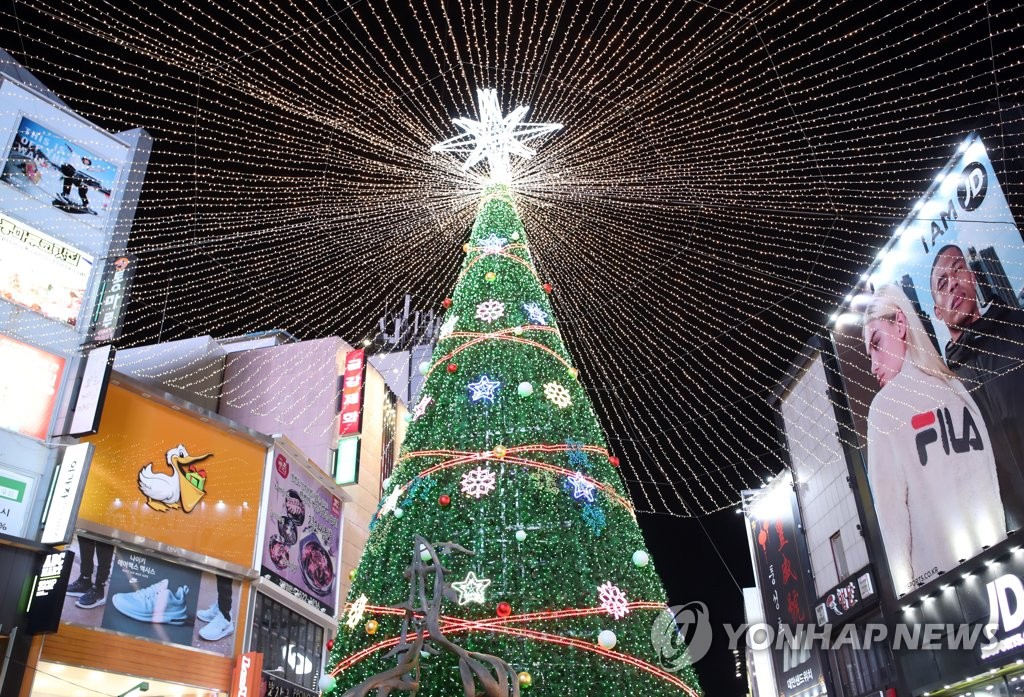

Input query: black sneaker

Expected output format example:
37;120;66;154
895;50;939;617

66;575;92;597
76;583;105;609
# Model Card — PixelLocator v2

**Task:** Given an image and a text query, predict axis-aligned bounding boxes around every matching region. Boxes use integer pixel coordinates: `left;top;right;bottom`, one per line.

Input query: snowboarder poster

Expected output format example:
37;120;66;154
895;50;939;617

1;117;119;226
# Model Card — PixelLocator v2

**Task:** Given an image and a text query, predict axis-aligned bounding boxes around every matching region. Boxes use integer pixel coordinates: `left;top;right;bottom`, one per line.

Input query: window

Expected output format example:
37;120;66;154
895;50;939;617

828;619;897;697
250;593;325;690
379;388;397;497
830;531;849;579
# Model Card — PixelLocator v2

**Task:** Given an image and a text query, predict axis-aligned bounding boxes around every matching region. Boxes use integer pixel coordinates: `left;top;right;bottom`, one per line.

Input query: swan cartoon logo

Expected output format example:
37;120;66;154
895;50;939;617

137;444;214;513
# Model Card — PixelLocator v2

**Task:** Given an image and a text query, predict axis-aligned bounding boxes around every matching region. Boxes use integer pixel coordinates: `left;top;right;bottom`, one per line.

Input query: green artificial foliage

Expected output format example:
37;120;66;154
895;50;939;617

323;185;703;696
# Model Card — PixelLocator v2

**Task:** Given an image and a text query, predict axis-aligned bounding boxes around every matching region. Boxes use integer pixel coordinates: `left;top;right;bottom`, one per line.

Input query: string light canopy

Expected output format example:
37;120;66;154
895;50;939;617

0;0;1020;517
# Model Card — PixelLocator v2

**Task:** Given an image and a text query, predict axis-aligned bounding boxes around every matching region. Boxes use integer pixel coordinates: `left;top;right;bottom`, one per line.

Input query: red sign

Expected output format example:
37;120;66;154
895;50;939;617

0;336;65;440
338;348;365;436
230;652;263;697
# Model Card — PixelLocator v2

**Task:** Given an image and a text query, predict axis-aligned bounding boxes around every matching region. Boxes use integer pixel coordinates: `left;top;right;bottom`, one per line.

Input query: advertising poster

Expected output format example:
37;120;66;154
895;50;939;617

832;136;1024;596
0;465;35;537
260;449;341;616
78;383;265;568
0;212;94;326
0;336;64;440
62;535;240;656
1;117;119;226
744;474;826;697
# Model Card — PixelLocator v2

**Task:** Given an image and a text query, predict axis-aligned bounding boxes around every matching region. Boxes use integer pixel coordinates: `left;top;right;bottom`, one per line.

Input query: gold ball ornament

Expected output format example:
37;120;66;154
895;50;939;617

492;445;507;459
349;568;357;581
365;619;379;635
518;672;532;689
463;243;470;252
568;367;579;379
485;271;497;282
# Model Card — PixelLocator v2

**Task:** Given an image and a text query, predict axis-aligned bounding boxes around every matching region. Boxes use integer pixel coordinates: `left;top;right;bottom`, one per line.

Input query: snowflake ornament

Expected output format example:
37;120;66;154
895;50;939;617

522;302;549;325
598;582;630;619
461;466;497;498
345;594;368;629
476;300;506;323
380;483;406;517
439;314;459;339
567;471;597;502
468;375;501;403
544;381;572;408
478;234;507;254
412;395;432;421
451;571;492;605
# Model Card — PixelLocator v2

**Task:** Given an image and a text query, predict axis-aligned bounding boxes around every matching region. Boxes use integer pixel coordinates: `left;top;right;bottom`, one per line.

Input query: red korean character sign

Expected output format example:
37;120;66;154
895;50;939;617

338;348;365;437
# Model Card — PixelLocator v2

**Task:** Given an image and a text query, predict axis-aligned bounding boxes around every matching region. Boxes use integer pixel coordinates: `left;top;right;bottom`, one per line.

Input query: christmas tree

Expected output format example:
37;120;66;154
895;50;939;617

322;91;702;697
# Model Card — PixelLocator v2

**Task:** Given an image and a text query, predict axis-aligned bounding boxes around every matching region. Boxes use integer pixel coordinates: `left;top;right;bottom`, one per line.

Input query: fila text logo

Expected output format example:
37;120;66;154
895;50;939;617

911;407;983;466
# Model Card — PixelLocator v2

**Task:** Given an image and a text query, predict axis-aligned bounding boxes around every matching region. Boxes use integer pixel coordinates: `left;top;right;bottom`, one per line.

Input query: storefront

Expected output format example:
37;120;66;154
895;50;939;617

21;377;270;696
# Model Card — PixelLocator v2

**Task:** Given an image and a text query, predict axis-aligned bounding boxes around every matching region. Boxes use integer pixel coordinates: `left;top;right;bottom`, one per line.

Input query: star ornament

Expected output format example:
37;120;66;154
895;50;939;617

451;571;492;605
431;88;562;184
567;471;597;503
468;374;501;403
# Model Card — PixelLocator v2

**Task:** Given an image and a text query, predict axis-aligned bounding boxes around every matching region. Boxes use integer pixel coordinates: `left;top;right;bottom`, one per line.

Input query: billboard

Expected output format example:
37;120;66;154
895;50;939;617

260;448;342;616
744;473;827;697
61;535;241;656
1;117;119;226
78;383;265;568
0;335;65;440
0;211;95;326
831;135;1024;596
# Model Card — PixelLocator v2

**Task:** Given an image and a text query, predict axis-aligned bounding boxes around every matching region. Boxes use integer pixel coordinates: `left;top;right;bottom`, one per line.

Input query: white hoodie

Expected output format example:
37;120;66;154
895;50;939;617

866;362;1006;594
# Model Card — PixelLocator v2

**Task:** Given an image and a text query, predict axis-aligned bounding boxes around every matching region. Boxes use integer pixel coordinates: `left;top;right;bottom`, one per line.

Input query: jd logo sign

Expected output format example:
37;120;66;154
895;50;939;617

957;162;988;212
981;573;1024;659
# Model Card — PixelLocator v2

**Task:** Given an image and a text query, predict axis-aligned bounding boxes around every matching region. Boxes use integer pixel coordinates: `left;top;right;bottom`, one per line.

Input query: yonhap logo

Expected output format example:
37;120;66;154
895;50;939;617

652;601;713;671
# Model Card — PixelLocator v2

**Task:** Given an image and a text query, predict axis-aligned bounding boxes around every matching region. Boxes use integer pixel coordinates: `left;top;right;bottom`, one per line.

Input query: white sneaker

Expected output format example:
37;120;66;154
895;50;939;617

199;612;235;641
197;601;220;623
111;579;189;625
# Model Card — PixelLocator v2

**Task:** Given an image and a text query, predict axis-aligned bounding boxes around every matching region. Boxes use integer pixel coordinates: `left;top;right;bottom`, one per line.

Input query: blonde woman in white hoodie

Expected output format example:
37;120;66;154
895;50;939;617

862;283;1005;595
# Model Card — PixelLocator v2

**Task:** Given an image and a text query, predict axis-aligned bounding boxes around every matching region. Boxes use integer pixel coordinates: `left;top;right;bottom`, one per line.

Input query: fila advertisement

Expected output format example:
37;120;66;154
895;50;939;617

260;449;342;616
78;383;265;568
62;535;240;656
831;135;1024;596
1;117;119;225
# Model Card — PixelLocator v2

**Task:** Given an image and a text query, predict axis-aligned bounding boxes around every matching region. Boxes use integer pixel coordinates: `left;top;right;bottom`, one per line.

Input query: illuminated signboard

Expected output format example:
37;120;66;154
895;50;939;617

338;348;365;436
40;442;92;545
0;211;94;326
0;336;65;440
0;465;36;537
26;550;74;634
334;436;360;486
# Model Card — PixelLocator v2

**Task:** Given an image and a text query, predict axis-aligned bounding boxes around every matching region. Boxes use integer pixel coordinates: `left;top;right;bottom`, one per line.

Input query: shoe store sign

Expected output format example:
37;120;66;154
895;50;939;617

25;549;74;634
61;534;241;657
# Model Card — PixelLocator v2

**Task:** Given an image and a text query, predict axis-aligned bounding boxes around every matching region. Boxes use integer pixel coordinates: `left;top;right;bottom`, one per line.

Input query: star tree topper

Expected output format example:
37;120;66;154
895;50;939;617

431;88;562;183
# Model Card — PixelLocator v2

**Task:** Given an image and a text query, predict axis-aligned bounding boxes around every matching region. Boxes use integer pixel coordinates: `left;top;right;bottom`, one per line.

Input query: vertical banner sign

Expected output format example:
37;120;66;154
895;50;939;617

745;473;826;697
338;348;365;437
40;442;93;545
26;550;75;634
89;255;136;344
67;344;114;436
230;651;263;697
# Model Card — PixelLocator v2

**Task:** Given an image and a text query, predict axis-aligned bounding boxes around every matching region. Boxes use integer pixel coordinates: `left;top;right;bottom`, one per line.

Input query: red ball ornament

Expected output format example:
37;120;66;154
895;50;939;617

496;601;512;618
608;455;620;468
446;362;458;373
327;639;335;651
442;298;453;308
542;283;553;294
438;494;451;507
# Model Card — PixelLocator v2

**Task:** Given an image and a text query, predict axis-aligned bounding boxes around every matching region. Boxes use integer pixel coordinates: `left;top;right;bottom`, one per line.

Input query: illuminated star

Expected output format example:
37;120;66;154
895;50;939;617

431;88;563;183
468;375;501;403
439;314;459;339
345;594;368;629
522;302;548;326
478;234;507;254
450;571;492;605
567;471;596;502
